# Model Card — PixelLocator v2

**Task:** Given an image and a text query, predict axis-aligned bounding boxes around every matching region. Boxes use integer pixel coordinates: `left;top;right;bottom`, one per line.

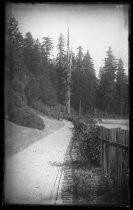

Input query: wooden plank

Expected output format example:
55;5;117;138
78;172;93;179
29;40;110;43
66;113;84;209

107;128;109;141
121;129;123;145
122;129;125;145
124;130;126;145
120;128;123;145
118;128;121;143
120;148;124;187
118;148;122;187
112;145;116;182
111;129;114;142
106;143;109;175
98;126;128;144
123;130;126;145
113;128;116;143
126;131;129;146
116;128;119;143
103;142;107;174
108;144;112;177
98;137;129;150
102;126;104;140
108;128;110;141
100;141;103;167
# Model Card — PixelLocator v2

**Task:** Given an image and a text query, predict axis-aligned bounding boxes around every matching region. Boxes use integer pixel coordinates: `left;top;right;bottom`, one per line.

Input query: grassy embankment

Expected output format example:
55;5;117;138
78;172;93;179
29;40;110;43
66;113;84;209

5;113;64;158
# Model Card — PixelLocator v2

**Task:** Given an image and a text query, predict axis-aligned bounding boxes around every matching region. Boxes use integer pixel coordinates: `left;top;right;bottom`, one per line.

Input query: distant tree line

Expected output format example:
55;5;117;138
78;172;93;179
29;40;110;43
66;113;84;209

5;14;129;124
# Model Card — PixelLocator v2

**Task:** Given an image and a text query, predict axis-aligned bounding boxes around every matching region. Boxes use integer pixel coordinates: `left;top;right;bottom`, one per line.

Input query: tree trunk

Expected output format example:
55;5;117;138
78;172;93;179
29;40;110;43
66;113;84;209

66;25;72;114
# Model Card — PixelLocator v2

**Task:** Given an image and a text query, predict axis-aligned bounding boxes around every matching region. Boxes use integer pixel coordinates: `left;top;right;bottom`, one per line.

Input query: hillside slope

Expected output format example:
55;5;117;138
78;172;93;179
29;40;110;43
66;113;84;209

5;116;64;158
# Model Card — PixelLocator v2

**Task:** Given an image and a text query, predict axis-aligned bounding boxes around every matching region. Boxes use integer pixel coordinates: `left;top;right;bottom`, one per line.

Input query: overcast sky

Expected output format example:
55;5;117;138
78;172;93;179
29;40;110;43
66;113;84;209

7;3;129;76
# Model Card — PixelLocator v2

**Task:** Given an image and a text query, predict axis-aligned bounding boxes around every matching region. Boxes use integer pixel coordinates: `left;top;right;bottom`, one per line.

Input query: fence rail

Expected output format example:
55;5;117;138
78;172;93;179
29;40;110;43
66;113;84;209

97;126;129;189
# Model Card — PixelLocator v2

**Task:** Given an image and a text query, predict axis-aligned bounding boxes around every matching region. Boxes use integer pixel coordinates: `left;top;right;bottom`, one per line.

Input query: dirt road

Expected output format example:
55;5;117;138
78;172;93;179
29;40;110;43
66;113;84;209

4;120;74;204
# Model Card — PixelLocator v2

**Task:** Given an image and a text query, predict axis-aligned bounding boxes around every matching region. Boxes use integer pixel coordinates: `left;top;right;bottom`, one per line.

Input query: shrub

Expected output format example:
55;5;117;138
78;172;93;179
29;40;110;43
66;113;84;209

5;89;27;116
54;103;66;113
32;101;51;116
8;106;45;130
11;78;24;93
31;100;77;121
73;116;101;165
4;76;27;117
31;101;61;120
11;90;27;107
63;113;75;122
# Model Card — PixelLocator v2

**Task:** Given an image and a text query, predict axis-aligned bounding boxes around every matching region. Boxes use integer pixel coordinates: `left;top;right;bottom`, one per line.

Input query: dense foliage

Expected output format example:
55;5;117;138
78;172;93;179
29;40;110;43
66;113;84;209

73;117;101;165
8;106;45;130
5;14;129;130
96;48;128;116
5;13;45;130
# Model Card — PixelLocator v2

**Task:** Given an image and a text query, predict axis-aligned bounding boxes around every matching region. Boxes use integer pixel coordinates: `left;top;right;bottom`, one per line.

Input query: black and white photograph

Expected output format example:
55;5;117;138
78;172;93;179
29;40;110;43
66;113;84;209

4;2;129;206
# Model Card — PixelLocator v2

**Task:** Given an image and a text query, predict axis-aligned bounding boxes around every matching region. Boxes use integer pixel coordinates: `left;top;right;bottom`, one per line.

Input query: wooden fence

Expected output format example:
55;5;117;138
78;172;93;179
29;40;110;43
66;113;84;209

97;126;129;189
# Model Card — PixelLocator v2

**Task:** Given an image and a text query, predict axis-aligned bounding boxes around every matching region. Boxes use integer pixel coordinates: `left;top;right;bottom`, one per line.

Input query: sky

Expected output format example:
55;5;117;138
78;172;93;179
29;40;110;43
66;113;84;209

7;3;129;76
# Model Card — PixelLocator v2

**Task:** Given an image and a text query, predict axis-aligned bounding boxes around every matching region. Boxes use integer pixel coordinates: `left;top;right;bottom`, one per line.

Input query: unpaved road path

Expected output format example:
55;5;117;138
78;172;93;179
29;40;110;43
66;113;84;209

4;120;74;204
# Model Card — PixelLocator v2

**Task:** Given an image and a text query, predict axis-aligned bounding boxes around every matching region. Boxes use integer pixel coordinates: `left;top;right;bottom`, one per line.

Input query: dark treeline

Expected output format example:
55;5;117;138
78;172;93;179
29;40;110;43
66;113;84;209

5;14;129;127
